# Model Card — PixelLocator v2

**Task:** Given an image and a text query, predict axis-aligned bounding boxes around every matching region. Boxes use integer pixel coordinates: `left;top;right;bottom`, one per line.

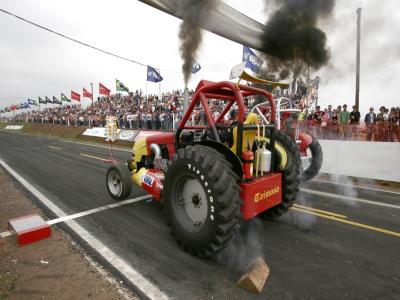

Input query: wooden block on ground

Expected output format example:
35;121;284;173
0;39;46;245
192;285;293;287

237;256;270;293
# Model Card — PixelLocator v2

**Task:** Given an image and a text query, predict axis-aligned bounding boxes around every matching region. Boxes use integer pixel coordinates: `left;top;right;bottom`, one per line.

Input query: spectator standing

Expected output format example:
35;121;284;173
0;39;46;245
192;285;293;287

321;108;330;139
388;107;400;142
349;105;361;140
364;107;376;141
375;106;387;141
327;105;333;119
330;108;340;139
312;106;324;138
339;104;350;139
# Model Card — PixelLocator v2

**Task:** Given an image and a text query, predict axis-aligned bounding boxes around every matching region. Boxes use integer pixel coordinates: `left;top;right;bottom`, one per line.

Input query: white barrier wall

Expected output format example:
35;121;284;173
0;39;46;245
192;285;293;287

319;140;400;182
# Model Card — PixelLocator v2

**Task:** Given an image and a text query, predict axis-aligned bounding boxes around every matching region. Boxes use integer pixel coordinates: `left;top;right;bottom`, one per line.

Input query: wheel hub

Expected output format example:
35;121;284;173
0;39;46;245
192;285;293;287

173;176;208;233
108;170;122;196
191;192;202;208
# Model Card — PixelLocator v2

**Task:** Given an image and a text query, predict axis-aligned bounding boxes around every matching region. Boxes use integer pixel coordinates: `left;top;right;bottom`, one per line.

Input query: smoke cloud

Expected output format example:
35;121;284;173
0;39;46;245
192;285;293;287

215;218;265;273
280;192;317;230
177;0;217;86
261;0;336;76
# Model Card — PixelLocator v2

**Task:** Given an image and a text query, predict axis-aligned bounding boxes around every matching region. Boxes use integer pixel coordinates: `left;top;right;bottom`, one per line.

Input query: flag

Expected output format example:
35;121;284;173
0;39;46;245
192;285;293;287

0;109;4;113
71;90;81;101
83;88;92;99
61;93;71;102
147;66;163;83
45;96;53;104
21;103;29;109
5;107;10;112
99;82;110;96
116;79;129;92
53;96;62;105
242;46;264;74
27;99;38;106
192;61;201;74
10;105;17;110
39;96;46;104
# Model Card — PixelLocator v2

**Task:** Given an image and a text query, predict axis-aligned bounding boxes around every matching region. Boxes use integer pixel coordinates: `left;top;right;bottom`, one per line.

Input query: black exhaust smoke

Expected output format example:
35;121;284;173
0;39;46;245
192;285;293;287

261;0;335;75
178;0;217;86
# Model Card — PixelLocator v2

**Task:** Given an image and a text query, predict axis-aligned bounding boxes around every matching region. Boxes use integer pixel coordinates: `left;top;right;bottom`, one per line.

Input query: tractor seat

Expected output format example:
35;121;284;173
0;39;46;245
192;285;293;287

230;113;258;155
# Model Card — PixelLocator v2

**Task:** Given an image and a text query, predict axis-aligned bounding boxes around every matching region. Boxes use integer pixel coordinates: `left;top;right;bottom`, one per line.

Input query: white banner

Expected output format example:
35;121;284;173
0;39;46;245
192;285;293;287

5;125;24;130
82;128;164;142
118;130;139;141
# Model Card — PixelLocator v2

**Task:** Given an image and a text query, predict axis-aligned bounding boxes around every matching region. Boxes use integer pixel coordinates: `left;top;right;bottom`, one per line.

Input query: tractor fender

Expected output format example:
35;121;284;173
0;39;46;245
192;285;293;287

297;132;313;155
195;140;244;179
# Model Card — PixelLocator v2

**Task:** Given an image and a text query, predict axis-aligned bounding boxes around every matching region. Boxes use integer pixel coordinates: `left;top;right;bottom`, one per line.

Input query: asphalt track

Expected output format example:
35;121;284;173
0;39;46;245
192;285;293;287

1;131;399;300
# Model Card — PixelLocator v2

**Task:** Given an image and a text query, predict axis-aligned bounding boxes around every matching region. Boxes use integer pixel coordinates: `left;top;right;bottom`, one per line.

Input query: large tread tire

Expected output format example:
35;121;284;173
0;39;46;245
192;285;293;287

262;130;300;218
106;163;132;200
300;136;323;183
164;145;241;257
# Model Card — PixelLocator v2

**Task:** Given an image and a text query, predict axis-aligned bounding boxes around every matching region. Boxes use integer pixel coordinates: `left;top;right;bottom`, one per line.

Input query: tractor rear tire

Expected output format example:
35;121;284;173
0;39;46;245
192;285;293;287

300;136;323;183
106;163;132;200
164;145;241;257
262;130;300;218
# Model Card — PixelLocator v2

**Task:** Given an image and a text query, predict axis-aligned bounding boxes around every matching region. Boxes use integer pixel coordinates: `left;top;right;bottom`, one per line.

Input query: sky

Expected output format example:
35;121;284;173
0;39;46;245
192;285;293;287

0;0;399;116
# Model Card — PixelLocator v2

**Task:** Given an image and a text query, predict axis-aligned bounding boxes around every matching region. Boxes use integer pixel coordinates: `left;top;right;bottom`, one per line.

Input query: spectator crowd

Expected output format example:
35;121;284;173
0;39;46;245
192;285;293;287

1;84;399;142
296;104;400;142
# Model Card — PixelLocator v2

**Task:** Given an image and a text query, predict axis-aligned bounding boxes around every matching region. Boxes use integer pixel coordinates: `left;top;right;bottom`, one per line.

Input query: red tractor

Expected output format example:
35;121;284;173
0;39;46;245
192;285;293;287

106;80;300;257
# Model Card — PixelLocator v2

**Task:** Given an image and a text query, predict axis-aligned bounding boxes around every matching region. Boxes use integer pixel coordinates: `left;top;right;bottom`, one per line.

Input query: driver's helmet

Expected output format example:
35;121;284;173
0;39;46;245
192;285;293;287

229;104;239;120
229;108;238;120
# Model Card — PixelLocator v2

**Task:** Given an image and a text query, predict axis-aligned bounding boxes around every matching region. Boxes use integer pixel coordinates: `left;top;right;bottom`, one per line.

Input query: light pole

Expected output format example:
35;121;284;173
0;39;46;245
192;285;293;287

355;7;362;109
90;82;94;110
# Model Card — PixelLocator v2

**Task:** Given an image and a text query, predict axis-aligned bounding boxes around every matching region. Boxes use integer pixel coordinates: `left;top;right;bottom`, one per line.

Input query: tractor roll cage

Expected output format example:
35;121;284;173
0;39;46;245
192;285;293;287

176;81;277;169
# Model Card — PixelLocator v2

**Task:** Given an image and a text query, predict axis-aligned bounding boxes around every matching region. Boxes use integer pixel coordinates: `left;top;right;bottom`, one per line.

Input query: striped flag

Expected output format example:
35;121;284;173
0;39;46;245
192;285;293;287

27;99;38;106
116;79;129;92
61;93;71;102
53;96;62;105
83;88;92;99
99;83;110;96
71;91;81;101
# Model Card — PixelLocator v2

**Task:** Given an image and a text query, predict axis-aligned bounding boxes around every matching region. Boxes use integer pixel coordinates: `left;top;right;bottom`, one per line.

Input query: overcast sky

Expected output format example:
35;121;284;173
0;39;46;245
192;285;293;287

0;0;399;115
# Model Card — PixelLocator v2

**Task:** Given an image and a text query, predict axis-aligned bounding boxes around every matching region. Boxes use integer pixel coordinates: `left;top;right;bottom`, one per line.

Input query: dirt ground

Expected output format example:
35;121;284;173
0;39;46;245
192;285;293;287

0;167;137;300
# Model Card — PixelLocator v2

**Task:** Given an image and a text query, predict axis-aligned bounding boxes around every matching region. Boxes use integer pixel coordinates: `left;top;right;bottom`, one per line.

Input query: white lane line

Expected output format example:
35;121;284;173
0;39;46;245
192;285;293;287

47;195;151;225
312;179;400;196
48;145;62;150
301;188;400;210
61;139;131;152
0;158;169;300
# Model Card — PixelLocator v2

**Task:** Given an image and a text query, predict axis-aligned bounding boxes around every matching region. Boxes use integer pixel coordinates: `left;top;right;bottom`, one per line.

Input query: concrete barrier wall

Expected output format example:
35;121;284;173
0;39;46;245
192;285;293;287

319;140;400;182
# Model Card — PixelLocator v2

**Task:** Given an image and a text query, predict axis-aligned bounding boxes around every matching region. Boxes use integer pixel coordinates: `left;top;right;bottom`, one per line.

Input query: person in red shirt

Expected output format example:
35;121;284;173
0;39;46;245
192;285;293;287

388;107;400;142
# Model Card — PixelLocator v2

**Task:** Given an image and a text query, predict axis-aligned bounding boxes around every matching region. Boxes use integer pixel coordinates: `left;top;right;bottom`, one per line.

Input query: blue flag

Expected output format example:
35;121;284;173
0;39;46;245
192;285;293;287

192;61;201;74
27;99;38;106
147;66;163;83
242;46;264;74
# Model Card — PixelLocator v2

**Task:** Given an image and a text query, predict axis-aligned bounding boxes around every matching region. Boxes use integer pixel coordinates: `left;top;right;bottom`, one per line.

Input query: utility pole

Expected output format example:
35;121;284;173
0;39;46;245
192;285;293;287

355;7;362;109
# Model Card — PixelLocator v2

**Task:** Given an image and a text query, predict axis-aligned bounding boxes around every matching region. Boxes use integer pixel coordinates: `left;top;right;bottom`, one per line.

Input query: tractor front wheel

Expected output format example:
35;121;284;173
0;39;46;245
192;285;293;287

164;145;241;257
106;164;132;200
